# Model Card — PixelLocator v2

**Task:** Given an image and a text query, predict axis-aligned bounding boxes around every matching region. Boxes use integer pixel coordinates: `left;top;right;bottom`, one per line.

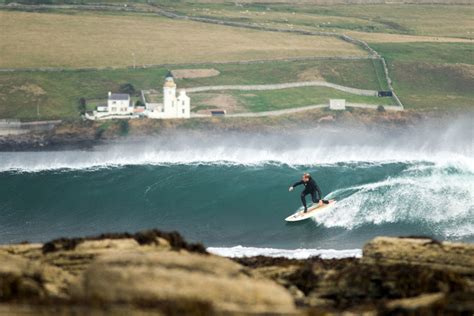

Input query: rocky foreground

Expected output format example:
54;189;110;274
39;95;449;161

0;231;473;315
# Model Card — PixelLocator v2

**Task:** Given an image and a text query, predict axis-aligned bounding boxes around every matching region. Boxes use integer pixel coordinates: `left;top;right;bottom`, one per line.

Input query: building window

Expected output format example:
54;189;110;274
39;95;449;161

182;101;185;106
182;109;185;114
111;107;116;112
112;101;116;104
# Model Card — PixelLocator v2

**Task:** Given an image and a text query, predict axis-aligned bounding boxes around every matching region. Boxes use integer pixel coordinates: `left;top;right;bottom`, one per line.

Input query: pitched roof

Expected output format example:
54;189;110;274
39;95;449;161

109;93;130;101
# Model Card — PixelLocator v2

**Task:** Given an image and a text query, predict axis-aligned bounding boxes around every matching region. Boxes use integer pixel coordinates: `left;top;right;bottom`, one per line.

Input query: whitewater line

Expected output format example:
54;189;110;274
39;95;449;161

207;246;362;259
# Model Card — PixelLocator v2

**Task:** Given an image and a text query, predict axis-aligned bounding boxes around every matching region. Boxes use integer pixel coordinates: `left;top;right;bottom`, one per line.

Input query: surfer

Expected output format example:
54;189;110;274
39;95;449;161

289;173;329;212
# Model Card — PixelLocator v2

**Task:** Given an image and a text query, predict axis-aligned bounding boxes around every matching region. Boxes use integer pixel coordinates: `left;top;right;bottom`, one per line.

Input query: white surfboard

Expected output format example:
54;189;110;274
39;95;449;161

285;200;336;222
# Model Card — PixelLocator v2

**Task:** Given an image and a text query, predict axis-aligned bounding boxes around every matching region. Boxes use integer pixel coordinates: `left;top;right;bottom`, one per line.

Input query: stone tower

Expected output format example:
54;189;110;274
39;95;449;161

163;72;176;114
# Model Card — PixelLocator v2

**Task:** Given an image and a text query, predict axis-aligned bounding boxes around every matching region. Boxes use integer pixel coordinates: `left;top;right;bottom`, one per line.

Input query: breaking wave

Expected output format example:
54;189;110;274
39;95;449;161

207;246;362;259
0;117;472;247
315;163;474;239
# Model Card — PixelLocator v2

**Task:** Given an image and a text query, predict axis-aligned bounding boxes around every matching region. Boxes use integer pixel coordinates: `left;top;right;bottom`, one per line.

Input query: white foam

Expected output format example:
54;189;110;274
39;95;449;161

0;144;472;173
207;245;362;259
0;121;472;172
317;165;474;238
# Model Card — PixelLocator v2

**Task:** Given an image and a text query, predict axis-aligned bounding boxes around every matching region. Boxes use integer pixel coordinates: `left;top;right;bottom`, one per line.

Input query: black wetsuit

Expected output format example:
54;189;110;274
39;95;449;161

292;177;328;211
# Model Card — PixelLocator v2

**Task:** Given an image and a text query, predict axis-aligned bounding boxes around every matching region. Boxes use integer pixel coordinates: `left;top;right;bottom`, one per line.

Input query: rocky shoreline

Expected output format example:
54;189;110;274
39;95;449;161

0;229;472;315
0;109;428;152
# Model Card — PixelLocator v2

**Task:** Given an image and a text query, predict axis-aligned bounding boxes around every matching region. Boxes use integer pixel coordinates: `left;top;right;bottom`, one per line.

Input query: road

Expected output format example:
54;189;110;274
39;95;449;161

191;103;403;118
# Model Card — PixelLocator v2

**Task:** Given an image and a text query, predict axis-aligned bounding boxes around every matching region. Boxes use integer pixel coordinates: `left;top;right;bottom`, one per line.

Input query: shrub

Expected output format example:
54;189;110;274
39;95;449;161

119;83;136;96
78;98;86;115
119;120;129;136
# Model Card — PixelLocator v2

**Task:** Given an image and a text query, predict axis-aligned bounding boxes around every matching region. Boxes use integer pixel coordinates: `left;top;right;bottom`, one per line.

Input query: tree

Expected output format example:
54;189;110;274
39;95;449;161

135;99;145;107
78;98;87;115
119;83;136;96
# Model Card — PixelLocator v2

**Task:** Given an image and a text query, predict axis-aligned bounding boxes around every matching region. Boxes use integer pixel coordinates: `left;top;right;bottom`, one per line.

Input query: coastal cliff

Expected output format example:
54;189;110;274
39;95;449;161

0;109;423;151
0;230;472;315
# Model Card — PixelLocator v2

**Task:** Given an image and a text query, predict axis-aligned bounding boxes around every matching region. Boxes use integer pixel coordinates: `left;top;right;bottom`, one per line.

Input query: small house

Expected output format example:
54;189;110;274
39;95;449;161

107;92;134;114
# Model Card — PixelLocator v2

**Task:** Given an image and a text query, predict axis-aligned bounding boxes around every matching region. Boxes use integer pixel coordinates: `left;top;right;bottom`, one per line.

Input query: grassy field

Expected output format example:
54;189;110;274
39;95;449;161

0;59;388;120
0;10;365;69
0;2;472;119
373;42;473;110
159;0;473;112
167;2;474;39
168;1;474;39
174;59;388;90
191;87;394;113
371;42;473;65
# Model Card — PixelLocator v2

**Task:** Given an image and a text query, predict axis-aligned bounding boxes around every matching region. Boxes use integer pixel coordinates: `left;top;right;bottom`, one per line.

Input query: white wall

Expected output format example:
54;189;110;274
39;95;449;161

148;85;189;119
176;91;190;118
107;98;133;114
163;85;176;116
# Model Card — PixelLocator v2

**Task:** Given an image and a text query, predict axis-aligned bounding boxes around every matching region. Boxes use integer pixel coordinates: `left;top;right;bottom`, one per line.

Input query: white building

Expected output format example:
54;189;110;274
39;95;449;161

85;92;138;120
329;99;346;110
147;73;191;119
107;92;134;114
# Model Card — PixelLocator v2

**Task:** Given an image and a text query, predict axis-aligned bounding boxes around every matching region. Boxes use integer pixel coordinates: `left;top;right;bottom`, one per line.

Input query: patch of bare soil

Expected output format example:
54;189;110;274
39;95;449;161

171;68;220;79
297;67;325;81
10;84;46;96
446;63;474;78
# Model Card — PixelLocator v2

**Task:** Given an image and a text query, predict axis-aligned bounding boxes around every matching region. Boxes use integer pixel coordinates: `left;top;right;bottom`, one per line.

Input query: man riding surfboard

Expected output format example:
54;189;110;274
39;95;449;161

289;173;329;212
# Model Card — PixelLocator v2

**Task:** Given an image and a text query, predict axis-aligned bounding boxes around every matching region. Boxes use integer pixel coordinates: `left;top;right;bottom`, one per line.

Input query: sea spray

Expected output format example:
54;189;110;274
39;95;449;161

0;117;472;172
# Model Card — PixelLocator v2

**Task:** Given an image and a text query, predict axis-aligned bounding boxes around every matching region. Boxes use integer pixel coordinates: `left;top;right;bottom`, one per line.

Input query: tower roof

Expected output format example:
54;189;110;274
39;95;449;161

165;70;174;79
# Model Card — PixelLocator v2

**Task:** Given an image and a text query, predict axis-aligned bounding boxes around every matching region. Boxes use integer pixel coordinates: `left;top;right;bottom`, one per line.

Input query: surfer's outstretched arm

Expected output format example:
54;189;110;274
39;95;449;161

289;180;303;192
292;180;304;187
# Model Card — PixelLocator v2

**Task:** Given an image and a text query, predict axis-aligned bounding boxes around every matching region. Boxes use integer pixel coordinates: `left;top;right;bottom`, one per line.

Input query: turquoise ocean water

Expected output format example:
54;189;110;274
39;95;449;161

1;121;472;258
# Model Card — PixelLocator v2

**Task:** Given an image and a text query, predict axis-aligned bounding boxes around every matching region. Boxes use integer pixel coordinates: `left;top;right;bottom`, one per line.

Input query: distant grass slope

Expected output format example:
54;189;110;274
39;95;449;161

0;3;470;117
0;10;365;69
372;43;473;110
166;2;474;39
0;59;387;120
156;1;472;110
175;59;388;90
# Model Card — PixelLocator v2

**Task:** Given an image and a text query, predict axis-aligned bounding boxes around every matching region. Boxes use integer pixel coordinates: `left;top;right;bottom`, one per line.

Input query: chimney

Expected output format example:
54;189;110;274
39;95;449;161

108;91;112;97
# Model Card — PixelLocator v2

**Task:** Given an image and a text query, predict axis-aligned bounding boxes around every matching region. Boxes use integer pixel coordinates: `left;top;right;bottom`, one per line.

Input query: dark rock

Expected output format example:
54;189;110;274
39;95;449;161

42;229;207;255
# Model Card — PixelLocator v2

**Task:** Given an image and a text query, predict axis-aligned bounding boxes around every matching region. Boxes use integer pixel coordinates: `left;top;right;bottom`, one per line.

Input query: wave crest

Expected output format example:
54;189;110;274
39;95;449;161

207;246;362;259
317;164;474;239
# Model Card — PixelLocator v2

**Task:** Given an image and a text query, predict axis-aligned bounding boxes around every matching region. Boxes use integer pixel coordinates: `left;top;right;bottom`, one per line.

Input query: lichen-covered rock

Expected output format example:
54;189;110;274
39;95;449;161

71;251;296;314
362;236;474;273
0;252;73;301
1;232;473;315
